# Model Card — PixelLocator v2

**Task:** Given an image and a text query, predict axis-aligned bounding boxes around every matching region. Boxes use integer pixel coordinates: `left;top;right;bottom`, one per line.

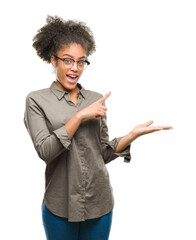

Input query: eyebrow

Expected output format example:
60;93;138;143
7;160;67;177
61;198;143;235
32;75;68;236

62;54;86;59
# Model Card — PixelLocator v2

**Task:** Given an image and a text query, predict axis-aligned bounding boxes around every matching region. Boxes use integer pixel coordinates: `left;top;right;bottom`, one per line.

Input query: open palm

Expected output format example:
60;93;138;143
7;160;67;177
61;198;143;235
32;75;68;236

132;120;173;138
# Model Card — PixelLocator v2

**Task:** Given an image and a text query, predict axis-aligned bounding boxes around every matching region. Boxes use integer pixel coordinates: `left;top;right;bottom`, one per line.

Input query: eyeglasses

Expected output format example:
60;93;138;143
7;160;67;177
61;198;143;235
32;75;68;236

54;56;90;70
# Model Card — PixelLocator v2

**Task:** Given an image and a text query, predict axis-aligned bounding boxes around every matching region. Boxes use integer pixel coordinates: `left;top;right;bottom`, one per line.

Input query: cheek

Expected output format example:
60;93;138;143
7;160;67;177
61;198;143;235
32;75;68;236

56;66;67;78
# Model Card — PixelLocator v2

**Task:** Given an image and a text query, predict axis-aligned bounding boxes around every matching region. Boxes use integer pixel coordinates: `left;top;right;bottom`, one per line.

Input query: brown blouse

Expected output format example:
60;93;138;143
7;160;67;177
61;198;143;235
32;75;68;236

24;81;131;222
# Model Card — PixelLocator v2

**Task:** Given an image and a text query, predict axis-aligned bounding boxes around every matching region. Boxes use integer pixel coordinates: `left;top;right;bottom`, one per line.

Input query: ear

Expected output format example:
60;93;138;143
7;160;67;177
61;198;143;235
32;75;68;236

51;56;57;68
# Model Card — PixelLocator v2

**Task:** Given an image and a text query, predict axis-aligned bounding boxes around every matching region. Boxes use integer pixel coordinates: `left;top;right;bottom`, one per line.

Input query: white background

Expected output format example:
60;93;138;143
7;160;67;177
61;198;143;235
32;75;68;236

0;0;196;239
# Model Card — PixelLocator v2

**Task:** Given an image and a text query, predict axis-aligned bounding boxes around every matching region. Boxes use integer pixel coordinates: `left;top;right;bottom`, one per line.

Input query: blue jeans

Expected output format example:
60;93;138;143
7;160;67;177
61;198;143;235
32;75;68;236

42;201;113;240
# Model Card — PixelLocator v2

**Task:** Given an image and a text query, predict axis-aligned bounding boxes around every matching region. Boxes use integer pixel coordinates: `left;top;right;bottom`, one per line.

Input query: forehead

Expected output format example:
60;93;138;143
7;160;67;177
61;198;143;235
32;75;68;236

58;44;86;58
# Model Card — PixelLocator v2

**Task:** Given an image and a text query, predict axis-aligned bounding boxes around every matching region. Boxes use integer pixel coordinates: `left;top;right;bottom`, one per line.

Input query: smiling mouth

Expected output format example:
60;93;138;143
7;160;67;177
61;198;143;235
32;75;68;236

66;75;78;83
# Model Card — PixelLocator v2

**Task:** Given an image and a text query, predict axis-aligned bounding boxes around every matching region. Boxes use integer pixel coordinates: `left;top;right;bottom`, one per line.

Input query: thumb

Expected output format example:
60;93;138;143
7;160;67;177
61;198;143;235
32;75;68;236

145;120;154;127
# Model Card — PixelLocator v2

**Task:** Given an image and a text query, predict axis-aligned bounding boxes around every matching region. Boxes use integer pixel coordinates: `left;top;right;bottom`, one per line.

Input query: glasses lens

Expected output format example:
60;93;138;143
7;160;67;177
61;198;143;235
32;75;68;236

83;62;88;70
62;58;89;70
63;59;74;68
77;61;89;70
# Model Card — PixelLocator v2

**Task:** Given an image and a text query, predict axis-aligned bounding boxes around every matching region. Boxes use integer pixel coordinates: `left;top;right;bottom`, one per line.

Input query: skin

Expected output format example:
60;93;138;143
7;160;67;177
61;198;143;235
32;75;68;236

51;43;173;153
51;44;86;104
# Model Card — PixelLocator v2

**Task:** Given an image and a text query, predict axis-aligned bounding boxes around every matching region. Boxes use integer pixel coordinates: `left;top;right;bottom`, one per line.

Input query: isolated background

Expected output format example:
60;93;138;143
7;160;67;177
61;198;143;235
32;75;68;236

0;0;196;239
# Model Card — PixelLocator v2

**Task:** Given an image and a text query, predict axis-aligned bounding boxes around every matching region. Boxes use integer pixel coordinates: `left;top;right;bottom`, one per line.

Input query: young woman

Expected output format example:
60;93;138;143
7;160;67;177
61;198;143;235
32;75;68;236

24;15;172;240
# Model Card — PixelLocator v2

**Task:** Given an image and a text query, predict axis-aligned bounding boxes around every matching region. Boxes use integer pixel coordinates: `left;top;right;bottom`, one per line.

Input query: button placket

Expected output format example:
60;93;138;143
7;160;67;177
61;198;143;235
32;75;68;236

75;94;89;221
78;140;88;218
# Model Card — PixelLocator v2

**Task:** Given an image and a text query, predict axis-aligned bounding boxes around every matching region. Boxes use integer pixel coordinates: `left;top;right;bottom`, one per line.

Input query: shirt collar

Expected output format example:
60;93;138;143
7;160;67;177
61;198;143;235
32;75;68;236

50;81;86;100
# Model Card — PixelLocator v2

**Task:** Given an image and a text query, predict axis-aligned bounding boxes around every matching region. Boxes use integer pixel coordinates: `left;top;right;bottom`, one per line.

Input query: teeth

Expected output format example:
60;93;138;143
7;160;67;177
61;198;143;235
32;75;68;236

68;75;77;78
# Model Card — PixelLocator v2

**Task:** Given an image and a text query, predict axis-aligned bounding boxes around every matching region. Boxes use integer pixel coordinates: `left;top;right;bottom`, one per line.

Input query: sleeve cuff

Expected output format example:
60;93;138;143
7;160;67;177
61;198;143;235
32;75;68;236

114;137;131;163
103;137;131;163
53;126;71;150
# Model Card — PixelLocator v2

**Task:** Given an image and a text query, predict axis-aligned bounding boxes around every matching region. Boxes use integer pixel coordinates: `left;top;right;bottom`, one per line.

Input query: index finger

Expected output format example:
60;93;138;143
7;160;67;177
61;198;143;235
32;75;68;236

97;91;111;104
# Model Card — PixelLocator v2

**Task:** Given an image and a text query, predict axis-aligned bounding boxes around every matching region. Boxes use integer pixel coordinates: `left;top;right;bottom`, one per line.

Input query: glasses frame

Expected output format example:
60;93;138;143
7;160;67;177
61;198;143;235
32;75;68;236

54;55;90;70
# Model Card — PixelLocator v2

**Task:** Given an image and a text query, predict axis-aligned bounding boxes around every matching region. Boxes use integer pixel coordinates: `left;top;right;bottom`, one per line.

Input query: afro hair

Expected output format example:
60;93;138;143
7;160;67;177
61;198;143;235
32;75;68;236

32;15;96;63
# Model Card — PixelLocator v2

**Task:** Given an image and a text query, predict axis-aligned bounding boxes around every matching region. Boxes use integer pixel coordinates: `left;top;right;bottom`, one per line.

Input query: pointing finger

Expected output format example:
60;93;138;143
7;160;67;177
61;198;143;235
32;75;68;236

97;91;111;104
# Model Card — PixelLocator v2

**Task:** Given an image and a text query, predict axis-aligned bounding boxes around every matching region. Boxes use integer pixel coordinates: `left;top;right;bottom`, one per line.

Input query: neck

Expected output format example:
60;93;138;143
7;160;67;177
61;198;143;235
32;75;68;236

55;80;79;94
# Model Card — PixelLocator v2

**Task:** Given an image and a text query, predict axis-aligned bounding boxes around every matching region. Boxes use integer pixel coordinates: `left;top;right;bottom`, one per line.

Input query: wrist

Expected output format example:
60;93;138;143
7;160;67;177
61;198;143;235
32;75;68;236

128;130;138;142
75;111;84;121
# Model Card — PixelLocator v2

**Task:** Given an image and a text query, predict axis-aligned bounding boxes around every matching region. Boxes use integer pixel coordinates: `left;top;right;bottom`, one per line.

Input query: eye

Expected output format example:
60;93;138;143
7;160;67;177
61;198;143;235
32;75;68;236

78;61;85;66
64;59;73;64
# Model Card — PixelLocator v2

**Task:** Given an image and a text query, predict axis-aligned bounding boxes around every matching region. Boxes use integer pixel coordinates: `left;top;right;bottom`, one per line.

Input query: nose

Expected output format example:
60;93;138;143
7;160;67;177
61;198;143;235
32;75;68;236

70;61;79;71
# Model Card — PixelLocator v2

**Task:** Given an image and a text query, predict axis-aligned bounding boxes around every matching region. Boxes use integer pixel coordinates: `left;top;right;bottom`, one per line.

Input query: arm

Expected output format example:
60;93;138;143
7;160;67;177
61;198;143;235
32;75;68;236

115;132;136;153
115;120;173;153
24;95;71;164
65;92;111;139
24;92;111;164
62;96;173;163
100;115;131;164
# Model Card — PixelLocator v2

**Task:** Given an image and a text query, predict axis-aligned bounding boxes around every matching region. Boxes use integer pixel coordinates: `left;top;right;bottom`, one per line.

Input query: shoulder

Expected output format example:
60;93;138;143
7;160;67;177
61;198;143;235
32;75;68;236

25;86;53;99
25;87;52;106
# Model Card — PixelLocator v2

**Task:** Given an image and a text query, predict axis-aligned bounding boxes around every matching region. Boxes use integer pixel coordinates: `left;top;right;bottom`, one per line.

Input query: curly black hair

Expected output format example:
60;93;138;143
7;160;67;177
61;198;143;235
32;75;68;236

32;15;96;63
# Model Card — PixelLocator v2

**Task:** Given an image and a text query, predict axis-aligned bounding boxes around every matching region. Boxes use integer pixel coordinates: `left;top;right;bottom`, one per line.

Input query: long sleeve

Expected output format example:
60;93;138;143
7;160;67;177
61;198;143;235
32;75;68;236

24;94;71;164
100;114;131;164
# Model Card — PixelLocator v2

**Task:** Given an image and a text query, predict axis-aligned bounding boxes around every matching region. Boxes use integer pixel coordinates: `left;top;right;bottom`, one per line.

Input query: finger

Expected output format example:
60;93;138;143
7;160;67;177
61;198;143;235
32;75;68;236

95;109;106;119
144;120;154;127
100;106;107;111
96;114;105;119
148;127;162;131
97;91;111;104
159;126;173;130
98;109;107;117
148;126;173;132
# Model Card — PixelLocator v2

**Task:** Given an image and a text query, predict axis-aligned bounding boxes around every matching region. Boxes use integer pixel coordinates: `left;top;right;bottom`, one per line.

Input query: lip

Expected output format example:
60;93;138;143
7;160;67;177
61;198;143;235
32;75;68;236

66;75;78;84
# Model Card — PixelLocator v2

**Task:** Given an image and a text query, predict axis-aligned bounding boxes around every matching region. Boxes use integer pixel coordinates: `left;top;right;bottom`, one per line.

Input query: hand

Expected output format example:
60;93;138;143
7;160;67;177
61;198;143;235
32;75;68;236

77;92;111;121
131;120;173;139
